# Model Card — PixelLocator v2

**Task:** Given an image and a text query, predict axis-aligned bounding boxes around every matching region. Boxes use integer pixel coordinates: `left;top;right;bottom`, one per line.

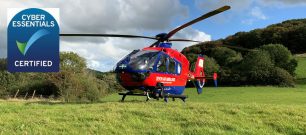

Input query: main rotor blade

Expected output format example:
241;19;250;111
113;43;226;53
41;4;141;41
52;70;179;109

197;43;255;51
169;39;202;42
149;39;201;47
220;44;256;51
166;6;230;39
60;34;156;40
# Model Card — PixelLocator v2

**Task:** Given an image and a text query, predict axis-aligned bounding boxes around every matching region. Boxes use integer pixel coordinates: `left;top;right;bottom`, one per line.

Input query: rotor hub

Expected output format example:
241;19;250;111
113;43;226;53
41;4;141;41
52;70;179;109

155;33;168;42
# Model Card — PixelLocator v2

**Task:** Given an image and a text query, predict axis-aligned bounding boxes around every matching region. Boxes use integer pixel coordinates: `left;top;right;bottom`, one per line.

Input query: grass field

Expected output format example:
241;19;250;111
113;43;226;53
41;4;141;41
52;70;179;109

0;57;305;134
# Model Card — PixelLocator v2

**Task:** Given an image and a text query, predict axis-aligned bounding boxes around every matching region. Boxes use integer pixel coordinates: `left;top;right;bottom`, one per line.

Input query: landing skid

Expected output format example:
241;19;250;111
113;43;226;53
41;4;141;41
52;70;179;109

163;93;187;102
118;91;187;102
118;92;146;102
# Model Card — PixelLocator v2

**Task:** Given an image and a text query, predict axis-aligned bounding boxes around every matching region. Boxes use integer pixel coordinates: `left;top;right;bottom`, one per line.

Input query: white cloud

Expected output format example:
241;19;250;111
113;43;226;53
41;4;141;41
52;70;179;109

241;6;267;25
60;28;211;72
60;38;137;71
173;28;211;51
250;7;267;20
258;0;306;7
0;0;212;72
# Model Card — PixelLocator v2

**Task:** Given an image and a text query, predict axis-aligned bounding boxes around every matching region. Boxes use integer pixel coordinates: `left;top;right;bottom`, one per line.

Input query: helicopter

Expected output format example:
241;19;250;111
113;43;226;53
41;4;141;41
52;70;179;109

60;5;231;102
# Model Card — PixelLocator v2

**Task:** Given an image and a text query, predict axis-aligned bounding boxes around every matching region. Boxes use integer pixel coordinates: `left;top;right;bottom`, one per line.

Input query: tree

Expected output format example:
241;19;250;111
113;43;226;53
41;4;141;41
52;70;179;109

260;44;297;75
0;52;118;101
270;67;295;87
47;52;113;102
203;56;220;75
60;52;86;73
210;47;242;67
240;50;274;85
0;58;7;71
188;19;306;54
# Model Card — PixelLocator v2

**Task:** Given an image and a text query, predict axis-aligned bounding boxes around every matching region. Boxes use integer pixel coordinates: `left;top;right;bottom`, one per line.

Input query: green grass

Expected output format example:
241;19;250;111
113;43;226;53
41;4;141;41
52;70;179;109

0;57;305;134
102;86;306;105
296;56;306;85
296;57;306;79
1;101;306;134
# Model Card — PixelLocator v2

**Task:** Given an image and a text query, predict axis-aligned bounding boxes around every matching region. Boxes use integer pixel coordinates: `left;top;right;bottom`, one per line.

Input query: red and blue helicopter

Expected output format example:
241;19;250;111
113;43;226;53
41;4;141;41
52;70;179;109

61;6;230;102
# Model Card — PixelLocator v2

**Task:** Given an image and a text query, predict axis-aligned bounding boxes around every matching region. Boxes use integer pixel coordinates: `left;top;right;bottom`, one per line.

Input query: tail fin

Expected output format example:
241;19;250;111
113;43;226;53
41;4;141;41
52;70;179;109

193;55;205;94
192;56;218;94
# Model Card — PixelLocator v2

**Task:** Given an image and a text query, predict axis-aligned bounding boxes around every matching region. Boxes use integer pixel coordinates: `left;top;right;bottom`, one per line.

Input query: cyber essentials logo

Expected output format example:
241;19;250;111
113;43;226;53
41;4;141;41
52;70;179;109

7;8;59;72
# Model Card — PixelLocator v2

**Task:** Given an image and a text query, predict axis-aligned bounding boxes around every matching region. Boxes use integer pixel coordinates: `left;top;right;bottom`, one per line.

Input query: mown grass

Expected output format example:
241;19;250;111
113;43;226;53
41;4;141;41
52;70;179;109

296;55;306;85
0;57;305;134
1;101;306;134
102;86;306;105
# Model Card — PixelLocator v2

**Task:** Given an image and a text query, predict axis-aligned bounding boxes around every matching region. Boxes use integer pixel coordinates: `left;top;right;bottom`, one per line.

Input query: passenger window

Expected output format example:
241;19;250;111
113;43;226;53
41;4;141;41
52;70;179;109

168;58;176;74
156;55;167;72
177;63;181;74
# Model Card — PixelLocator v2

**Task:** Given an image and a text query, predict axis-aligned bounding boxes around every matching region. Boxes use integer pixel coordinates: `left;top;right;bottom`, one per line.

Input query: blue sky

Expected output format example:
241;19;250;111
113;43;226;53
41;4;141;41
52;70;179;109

176;0;306;40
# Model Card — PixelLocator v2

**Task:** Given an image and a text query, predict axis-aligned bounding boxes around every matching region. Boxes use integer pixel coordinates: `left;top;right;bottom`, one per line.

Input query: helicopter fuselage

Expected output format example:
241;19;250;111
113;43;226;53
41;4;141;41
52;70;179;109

115;43;190;95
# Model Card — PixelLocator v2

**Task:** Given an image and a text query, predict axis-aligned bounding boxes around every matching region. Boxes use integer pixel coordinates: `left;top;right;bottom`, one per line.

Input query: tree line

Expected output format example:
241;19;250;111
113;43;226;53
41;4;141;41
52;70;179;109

0;52;123;102
182;19;306;86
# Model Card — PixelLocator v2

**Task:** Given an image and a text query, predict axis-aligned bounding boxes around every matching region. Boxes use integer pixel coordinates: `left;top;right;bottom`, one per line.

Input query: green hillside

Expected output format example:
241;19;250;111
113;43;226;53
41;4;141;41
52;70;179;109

182;18;306;54
180;18;306;86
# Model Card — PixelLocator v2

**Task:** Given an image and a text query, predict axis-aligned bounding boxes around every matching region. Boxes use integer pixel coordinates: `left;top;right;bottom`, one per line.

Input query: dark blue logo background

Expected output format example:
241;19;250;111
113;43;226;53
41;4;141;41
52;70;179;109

8;8;59;72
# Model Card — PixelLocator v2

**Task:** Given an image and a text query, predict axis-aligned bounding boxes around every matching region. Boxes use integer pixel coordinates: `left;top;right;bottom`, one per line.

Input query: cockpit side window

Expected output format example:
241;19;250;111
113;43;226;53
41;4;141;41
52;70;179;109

168;58;176;74
128;50;159;71
156;55;167;72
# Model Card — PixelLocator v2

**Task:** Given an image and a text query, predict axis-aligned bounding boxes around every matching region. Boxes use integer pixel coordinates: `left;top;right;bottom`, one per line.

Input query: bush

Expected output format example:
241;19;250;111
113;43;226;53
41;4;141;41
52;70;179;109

94;72;124;93
46;52;105;102
185;53;198;64
270;67;295;87
260;44;297;75
57;72;105;102
239;50;295;86
0;52;116;102
204;56;220;75
60;52;86;73
0;71;16;97
284;59;298;76
0;58;7;71
240;50;274;85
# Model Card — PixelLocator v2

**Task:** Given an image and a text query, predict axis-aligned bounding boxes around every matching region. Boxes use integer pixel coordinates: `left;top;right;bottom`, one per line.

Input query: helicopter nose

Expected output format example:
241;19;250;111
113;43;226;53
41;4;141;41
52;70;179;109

115;60;129;72
118;64;127;69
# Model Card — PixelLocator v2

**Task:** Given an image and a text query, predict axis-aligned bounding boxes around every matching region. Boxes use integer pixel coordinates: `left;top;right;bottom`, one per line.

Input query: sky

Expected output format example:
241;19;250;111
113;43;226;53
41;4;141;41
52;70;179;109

0;0;306;72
